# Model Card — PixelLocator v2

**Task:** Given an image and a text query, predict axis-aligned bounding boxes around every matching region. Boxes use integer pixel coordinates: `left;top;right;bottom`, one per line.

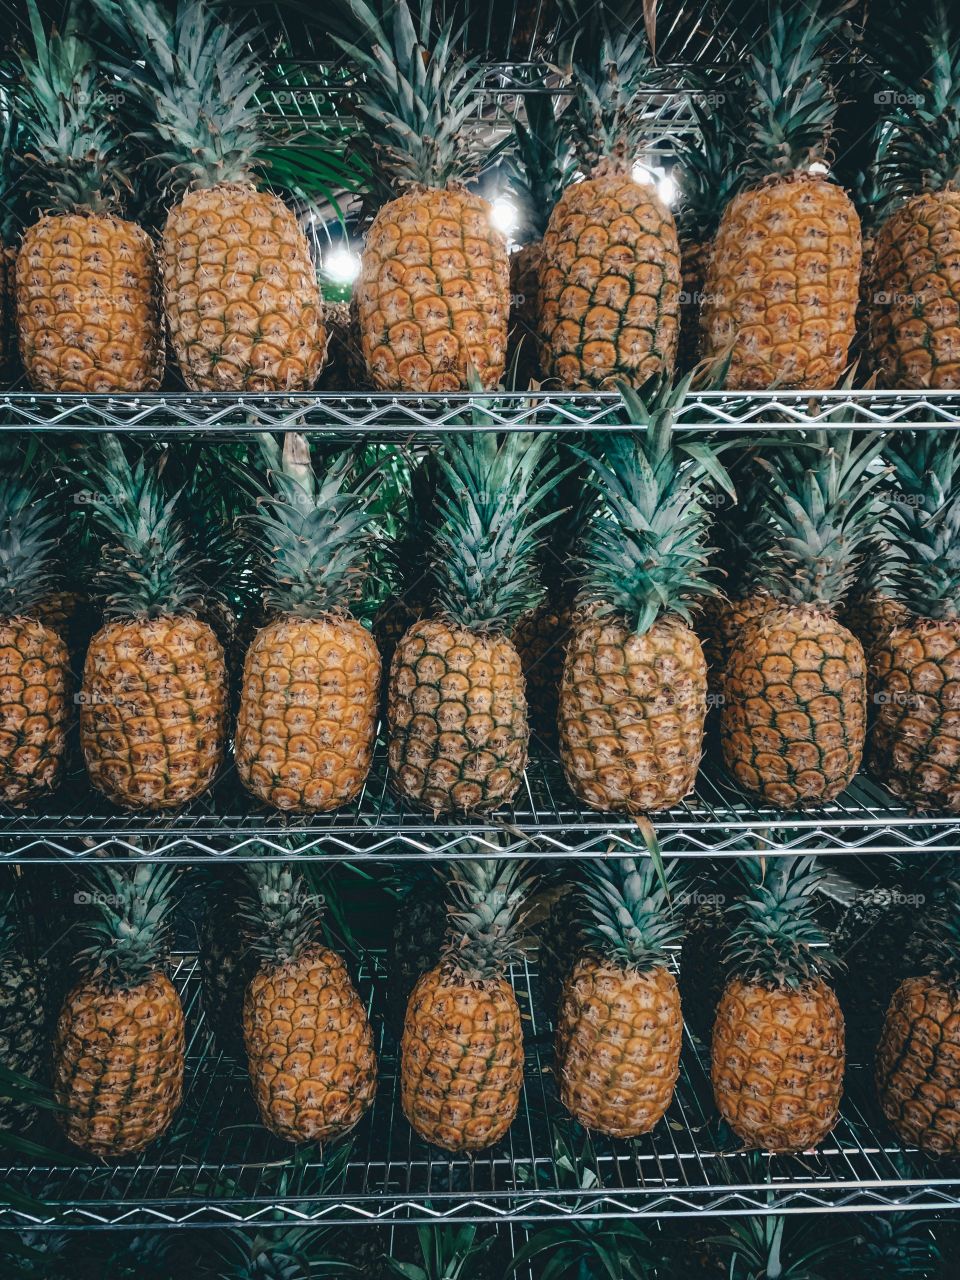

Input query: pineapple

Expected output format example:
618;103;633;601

538;3;680;388
401;857;532;1151
876;883;960;1155
53;862;185;1156
504;91;572;386
0;472;70;806
78;438;227;810
385;867;448;1039
0;884;46;1130
850;1206;941;1277
95;0;325;392
335;0;509;392
212;1226;355;1278
556;856;684;1138
702;0;861;390
558;372;732;814
868;1;960;388
240;860;377;1143
868;432;960;811
236;433;380;813
720;430;886;808
703;1206;832;1279
387;425;562;814
712;856;845;1152
12;0;163;394
839;535;910;711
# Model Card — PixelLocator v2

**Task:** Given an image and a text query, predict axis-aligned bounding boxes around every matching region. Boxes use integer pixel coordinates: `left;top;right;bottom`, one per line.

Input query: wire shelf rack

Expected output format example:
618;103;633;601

3;741;959;864
5;953;957;1231
2;389;960;437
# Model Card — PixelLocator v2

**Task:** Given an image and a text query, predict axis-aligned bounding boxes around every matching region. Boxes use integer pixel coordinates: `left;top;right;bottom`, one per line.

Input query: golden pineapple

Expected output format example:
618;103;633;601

401;857;531;1151
79;438;226;811
538;8;680;388
720;430;886;808
54;864;184;1156
712;857;845;1152
556;857;683;1139
12;0;163;393
236;434;380;813
558;373;732;813
240;861;376;1143
698;592;775;699
0;474;70;806
702;2;861;389
388;425;563;814
100;0;325;391
337;0;508;391
868;433;960;811
840;539;910;711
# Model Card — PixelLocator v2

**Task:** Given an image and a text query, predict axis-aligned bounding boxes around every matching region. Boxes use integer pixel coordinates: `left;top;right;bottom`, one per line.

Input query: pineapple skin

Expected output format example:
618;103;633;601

720;605;866;808
236;615;380;813
243;945;377;1143
387;618;529;814
163;182;326;392
401;964;523;1151
868;618;960;811
703;174;861;390
0;946;45;1130
712;976;845;1152
16;212;164;394
876;975;960;1154
357;187;509;392
512;596;574;745
0;617;70;807
538;175;680;389
699;592;775;699
558;614;707;814
81;615;226;811
53;972;185;1156
869;191;960;389
556;956;682;1138
840;591;910;710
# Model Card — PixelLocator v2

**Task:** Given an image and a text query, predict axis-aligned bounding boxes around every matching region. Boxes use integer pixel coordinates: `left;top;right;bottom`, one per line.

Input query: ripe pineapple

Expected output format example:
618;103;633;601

53;862;185;1156
97;0;325;392
558;372;732;813
840;536;910;711
0;885;46;1130
236;433;380;813
720;430;886;808
712;856;845;1152
401;857;532;1151
876;884;960;1155
538;4;680;388
0;473;70;806
556;856;684;1138
240;860;377;1143
335;0;508;392
79;438;227;810
868;2;960;388
868;432;960;811
12;0;163;393
388;426;562;814
702;1;861;390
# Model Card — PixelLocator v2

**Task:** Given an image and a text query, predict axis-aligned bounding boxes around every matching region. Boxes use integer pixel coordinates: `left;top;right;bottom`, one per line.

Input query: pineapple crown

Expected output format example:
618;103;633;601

674;89;746;243
578;856;684;973
706;1208;830;1279
0;473;60;616
573;370;735;636
752;431;889;608
430;425;566;631
710;452;776;598
76;862;178;989
79;437;207;617
740;0;850;182
882;432;960;621
722;856;840;989
334;0;488;191
247;434;379;618
442;856;534;983
92;0;265;193
382;449;438;606
557;0;660;177
505;92;574;243
14;0;127;213
855;1212;941;1279
238;862;325;970
876;0;960;198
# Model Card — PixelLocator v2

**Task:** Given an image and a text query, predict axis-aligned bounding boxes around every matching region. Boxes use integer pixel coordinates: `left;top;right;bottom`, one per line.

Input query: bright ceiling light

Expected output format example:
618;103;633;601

490;195;519;235
632;162;655;186
658;174;678;206
809;160;830;175
324;247;360;284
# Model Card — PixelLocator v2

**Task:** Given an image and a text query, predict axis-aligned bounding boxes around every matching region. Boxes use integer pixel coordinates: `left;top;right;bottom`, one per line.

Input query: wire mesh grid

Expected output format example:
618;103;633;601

5;952;957;1230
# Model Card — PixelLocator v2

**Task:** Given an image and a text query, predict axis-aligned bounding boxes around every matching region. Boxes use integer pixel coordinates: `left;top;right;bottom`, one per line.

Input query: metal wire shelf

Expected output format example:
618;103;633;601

5;954;958;1231
3;389;960;436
